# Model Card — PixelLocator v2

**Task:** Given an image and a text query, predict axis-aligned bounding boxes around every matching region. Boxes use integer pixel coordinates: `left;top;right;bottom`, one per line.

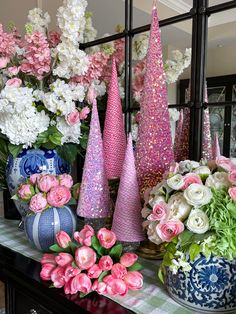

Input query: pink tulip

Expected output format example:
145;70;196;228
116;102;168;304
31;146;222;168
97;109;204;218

7;66;19;75
47;185;71;207
124;271;143;291
56;231;71;248
37;174;59;193
87;264;102;279
29;173;41;185
182;173;202;190
97;228;117;249
75;246;96;270
92;280;107;294
156;219;184;242
66;110;80;126
228;171;236;185
98;255;113;271
70;273;92;294
17;183;34;201
80;106;90;120
74;225;94;247
111;263;127;280
229;187;236;202
50;266;66;288
58;173;73;189
106;278;128;296
55;253;74;267
6;78;22;87
147;201;170;222
40;263;56;281
103;274;115;286
64;265;81;283
41;253;56;266
29;192;48;213
64;279;73;294
120;253;138;268
0;57;9;68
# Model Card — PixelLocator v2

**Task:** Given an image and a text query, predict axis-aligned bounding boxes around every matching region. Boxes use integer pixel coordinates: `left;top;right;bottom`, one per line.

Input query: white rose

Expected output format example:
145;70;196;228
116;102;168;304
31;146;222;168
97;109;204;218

184;183;212;206
149;194;166;208
147;221;162;245
186;209;209;234
205;172;231;189
141;206;151;219
179;160;200;173
150;181;172;195
193;166;211;175
167;174;184;190
168;193;192;220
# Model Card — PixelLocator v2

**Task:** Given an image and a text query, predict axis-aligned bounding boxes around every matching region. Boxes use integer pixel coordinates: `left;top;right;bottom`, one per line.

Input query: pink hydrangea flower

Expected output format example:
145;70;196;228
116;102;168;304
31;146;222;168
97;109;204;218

48;31;61;48
0;24;16;58
0;57;10;68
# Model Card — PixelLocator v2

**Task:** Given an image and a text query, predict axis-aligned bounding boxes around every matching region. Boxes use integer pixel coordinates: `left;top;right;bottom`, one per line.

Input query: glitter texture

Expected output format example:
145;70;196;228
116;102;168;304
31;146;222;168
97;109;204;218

135;3;174;191
77;100;110;218
174;109;184;161
103;58;126;179
202;87;213;160
112;134;144;242
212;131;221;159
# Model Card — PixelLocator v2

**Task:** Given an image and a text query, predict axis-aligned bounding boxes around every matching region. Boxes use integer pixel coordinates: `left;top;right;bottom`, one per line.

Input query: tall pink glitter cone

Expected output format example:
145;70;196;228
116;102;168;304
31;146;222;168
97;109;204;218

77;100;110;218
135;4;174;190
103;58;126;179
174;109;184;162
202;85;213;160
212;132;221;159
112;134;144;242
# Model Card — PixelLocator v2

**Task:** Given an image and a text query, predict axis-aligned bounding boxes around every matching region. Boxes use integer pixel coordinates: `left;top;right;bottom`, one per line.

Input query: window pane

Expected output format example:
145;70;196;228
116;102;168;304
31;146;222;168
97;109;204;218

209;107;224;154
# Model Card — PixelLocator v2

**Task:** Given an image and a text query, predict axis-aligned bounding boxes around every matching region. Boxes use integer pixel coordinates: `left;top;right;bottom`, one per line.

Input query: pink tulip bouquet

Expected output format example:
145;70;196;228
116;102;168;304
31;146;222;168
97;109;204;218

141;157;236;281
40;225;143;297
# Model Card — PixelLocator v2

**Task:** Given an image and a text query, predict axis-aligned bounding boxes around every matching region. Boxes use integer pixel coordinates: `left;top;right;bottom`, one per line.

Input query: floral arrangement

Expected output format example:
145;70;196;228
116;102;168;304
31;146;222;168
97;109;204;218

13;173;78;214
40;225;143;297
141;157;236;281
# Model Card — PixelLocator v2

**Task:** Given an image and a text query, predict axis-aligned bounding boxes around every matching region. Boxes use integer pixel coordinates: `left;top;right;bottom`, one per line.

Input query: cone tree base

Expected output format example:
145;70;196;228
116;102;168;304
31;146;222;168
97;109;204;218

136;240;165;260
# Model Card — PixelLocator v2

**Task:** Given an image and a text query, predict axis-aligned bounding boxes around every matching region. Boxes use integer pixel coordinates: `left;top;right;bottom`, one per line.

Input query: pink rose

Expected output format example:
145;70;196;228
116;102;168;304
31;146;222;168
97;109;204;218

66;110;80;126
75;246;96;270
40;263;56;281
29;193;48;213
0;57;9;68
37;174;59;193
216;156;235;172
64;265;81;283
8;66;19;75
120;253;138;268
229;187;236;202
47;185;71;207
6;78;22;87
58;173;73;189
92;280;107;294
106;278;128;296
74;225;94;247
228;171;236;185
41;253;56;266
70;273;92;294
156;219;185;242
124;271;143;291
97;228;117;249
55;253;74;267
56;231;71;248
51;266;66;288
17;183;34;201
87;87;96;104
182;173;202;190
111;263;127;280
80;106;90;120
98;255;113;271
87;264;102;279
147;201;170;221
29;173;41;185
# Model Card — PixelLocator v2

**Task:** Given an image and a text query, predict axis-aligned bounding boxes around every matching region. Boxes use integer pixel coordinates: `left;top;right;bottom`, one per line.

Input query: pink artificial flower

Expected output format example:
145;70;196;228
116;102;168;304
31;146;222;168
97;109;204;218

55;253;74;267
87;264;102;279
29;173;41;185
75;246;96;270
156;219;185;242
50;266;66;288
58;173;73;189
229;187;236;202
37;174;59;193
147;201;170;222
7;66;19;75
113;38;125;65
124;271;143;291
169;162;179;174
74;225;94;247
47;185;71;207
64;279;73;294
56;231;71;248
216;156;235;172
17;183;34;200
79;106;90;120
92;280;107;295
64;265;81;283
111;263;127;280
87;87;96;104
6;78;22;87
70;273;92;294
98;255;113;271
66;110;80;126
0;57;10;68
120;253;138;268
48;31;61;48
106;278;128;297
0;24;16;58
40;263;56;281
97;228;117;249
228;171;236;185
182;173;202;190
29;192;48;213
41;253;57;266
103;274;115;285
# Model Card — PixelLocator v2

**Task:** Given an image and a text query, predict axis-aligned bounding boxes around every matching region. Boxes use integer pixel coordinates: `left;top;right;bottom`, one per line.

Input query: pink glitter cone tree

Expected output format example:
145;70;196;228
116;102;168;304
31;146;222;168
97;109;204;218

112;134;144;242
174;109;184;161
77;100;110;218
202;85;213;160
103;58;126;179
135;2;174;191
212;132;221;159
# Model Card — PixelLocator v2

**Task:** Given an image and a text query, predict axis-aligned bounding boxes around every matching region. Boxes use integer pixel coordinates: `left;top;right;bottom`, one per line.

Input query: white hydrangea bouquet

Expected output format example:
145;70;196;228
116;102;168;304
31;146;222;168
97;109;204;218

0;0;94;162
141;157;236;281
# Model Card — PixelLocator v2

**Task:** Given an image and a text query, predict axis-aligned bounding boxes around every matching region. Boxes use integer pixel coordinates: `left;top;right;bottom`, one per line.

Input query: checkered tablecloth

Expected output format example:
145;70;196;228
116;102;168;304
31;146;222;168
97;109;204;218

0;218;194;314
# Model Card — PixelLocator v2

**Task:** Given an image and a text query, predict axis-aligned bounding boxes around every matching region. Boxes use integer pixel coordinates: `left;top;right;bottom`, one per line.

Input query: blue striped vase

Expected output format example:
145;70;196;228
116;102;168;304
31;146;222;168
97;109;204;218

24;206;76;252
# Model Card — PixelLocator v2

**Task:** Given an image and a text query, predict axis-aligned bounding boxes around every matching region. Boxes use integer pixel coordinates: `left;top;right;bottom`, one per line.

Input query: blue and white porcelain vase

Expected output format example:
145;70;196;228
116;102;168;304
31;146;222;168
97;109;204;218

24;205;76;252
6;148;70;217
166;255;236;313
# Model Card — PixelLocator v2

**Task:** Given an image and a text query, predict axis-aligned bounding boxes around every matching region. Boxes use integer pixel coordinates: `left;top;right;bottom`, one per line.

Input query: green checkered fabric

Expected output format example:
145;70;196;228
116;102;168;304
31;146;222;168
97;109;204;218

0;218;194;314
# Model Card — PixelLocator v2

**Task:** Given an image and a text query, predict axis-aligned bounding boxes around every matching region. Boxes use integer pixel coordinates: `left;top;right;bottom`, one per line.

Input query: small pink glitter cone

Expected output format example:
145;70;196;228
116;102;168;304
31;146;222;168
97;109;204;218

103;58;126;179
212;132;221;159
174;109;184;162
135;3;174;191
77;100;110;218
112;134;145;242
202;85;213;160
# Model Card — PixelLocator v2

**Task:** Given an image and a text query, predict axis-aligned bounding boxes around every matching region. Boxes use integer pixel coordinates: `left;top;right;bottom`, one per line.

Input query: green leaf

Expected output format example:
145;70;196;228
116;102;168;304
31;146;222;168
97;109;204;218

157;264;166;284
178;230;194;246
109;244;123;260
49;244;70;253
128;262;143;271
11;194;19;200
71;261;78;268
8;143;23;158
56;144;78;164
49;132;62;146
91;236;106;256
42;142;57;150
98;270;109;283
69;241;79;255
162;252;174;267
80;292;90;298
189;243;201;261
